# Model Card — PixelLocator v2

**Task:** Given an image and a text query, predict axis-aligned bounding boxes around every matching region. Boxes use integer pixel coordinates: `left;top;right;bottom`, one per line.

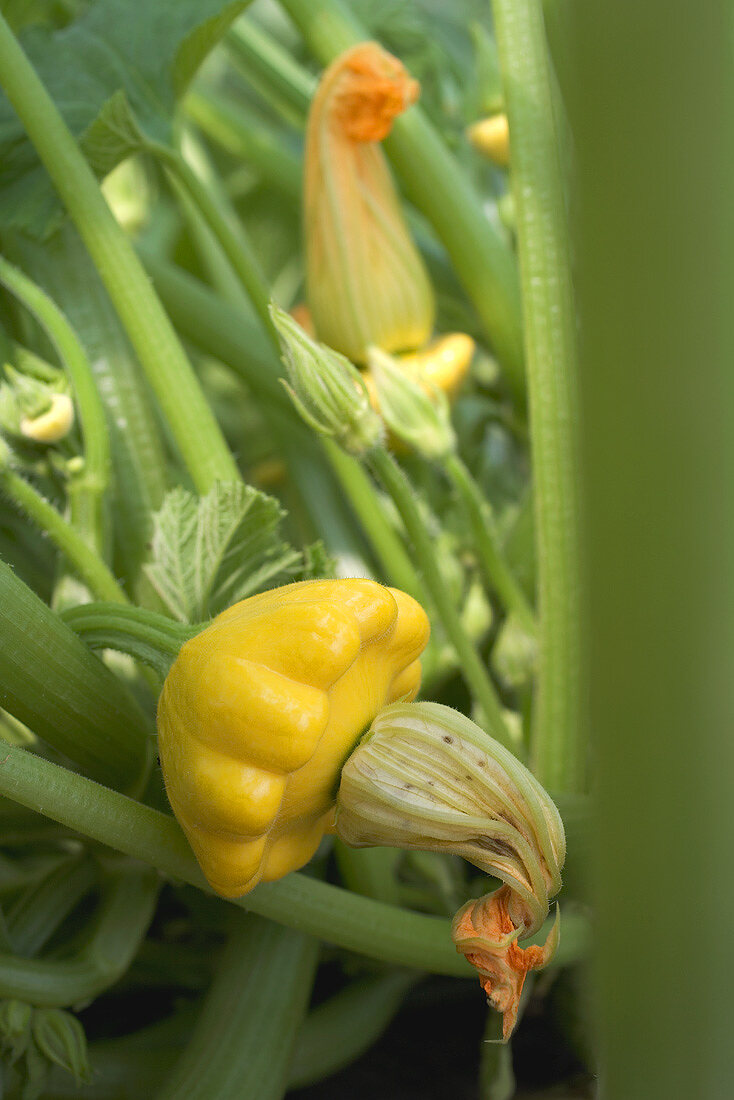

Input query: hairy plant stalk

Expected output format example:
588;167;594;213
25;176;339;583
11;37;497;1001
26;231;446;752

491;0;583;790
0;256;110;553
0;13;238;492
156;914;318;1100
0;745;589;974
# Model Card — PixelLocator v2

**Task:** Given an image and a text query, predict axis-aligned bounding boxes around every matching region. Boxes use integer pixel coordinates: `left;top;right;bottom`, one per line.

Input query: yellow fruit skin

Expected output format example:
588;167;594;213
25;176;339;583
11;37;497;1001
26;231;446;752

157;579;430;897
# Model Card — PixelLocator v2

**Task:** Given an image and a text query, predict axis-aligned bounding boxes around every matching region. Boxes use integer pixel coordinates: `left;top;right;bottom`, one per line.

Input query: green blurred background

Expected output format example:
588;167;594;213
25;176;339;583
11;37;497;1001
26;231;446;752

559;3;734;1096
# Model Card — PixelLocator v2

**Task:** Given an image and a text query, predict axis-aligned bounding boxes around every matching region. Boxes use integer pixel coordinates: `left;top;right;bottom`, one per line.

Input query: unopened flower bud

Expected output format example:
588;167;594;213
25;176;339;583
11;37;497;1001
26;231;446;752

270;305;384;455
304;43;435;363
468;114;510;167
493;613;537;691
32;1007;90;1084
19;392;74;443
366;346;456;460
336;700;565;934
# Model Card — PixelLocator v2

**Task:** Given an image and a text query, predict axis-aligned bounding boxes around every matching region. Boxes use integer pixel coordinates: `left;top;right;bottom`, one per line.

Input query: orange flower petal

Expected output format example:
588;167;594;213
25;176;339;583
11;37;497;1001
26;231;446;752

452;885;558;1040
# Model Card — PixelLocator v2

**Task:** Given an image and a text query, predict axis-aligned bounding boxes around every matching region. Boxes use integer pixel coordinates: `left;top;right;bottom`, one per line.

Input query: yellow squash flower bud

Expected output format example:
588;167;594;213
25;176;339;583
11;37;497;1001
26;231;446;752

467;113;511;167
304;43;435;363
19;392;74;443
366;346;456;460
157;580;430;897
397;333;475;399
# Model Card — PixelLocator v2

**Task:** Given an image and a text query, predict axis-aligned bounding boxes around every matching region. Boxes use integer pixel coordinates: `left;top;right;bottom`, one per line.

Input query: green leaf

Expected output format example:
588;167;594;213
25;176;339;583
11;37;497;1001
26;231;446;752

0;0;255;235
296;540;336;581
144;481;309;622
78;88;145;178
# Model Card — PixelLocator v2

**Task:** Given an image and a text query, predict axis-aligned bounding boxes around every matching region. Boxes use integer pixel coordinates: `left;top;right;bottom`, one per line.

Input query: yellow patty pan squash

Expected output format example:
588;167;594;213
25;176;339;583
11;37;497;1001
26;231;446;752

157;579;430;897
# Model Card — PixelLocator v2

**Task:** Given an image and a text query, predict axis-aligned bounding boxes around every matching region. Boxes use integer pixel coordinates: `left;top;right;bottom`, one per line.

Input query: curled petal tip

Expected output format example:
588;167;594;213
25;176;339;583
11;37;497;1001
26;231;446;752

452;885;560;1040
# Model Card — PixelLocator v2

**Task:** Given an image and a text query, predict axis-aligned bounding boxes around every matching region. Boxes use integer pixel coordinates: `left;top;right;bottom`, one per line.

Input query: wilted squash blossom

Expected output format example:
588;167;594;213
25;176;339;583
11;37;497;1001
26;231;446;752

157;580;430;897
304;42;435;364
335;700;565;1037
452;886;559;1040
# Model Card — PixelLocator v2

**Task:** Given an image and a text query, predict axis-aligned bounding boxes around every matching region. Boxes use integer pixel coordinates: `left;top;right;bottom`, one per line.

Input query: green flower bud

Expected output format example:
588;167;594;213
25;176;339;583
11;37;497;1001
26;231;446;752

367;346;457;460
492;613;538;691
336;700;565;935
32;1008;90;1085
0;999;32;1064
270;305;384;456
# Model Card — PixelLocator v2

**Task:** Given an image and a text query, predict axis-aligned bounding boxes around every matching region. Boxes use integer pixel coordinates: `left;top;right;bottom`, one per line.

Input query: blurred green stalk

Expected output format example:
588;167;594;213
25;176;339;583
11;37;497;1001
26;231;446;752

156;913;318;1100
566;2;734;1096
491;0;582;790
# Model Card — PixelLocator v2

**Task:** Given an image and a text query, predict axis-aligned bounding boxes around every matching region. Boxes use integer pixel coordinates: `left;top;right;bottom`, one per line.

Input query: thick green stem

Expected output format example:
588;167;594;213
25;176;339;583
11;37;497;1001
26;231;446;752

369;447;519;752
570;3;734;1092
0;562;149;791
227;18;314;123
5;853;96;957
276;0;525;399
61;603;198;678
0;256;110;552
139;251;288;408
0;745;593;975
491;0;583;790
0;465;127;604
445;451;536;634
0;863;158;1006
0;14;237;492
156;913;318;1100
44;971;416;1096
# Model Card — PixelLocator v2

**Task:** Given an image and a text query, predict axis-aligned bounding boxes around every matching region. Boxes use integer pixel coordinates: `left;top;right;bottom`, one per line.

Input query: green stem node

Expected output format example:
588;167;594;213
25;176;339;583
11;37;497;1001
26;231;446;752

61;603;198;678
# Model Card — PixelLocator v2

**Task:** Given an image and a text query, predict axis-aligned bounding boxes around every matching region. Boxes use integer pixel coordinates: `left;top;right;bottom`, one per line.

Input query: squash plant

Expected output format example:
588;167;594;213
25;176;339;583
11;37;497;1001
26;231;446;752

1;0;728;1097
